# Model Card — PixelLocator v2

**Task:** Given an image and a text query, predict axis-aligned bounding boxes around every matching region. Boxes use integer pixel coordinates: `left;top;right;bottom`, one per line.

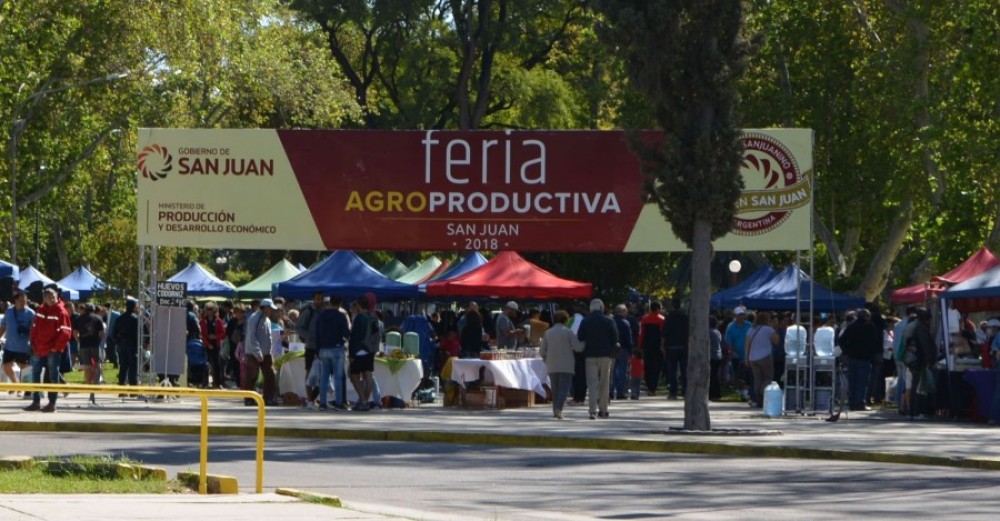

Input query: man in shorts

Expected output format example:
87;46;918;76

1;291;35;393
348;297;377;411
74;302;105;405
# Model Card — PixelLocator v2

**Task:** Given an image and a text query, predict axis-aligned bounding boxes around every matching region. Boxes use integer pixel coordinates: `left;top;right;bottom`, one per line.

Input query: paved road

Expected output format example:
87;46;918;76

5;432;999;521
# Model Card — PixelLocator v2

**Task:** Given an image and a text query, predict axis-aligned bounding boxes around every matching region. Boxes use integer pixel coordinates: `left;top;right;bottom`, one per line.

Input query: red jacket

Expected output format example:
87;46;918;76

201;317;226;350
30;300;73;357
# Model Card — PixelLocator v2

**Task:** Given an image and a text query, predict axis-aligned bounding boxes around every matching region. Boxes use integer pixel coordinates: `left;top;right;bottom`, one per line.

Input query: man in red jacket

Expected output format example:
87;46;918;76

24;288;73;413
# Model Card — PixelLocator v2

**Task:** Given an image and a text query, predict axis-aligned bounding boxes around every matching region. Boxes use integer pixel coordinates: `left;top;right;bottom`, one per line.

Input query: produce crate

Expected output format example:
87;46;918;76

499;387;535;408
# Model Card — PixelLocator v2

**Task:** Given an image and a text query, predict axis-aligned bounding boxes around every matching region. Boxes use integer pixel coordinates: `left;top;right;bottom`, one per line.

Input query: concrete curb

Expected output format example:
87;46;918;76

275;487;343;507
177;471;239;494
2;420;998;471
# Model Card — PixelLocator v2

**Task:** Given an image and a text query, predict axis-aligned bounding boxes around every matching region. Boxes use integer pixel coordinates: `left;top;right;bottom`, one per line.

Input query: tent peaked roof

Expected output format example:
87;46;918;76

167;262;236;297
272;250;419;301
891;247;1000;305
425;252;489;283
236;259;301;298
941;264;1000;313
379;259;409;280
0;259;18;280
424;251;592;300
710;266;776;310
741;264;864;312
16;265;54;289
396;257;446;284
57;266;111;300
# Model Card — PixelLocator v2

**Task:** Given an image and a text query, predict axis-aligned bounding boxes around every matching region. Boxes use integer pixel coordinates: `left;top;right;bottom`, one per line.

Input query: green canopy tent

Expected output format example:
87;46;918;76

396;257;447;284
235;259;302;299
379;259;409;280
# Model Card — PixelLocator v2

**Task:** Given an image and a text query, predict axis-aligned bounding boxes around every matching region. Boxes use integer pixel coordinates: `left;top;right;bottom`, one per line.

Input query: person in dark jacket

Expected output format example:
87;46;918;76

115;299;140;387
840;308;882;411
315;295;351;410
661;298;689;399
908;308;937;419
577;299;619;420
612;304;633;400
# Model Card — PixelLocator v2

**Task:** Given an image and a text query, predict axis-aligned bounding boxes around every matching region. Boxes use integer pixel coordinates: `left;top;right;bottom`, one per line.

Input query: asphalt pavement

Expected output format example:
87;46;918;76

0;389;997;520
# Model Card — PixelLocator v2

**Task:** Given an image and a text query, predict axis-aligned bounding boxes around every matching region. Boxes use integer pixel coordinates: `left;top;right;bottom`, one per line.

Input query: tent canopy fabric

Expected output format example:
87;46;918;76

423;251;592;300
740;265;865;312
710;266;776;310
167;262;236;297
379;259;409;280
0;259;18;280
396;257;446;284
273;250;420;301
941;265;1000;313
891;247;1000;305
235;259;301;298
56;266;112;300
16;265;54;289
424;252;489;283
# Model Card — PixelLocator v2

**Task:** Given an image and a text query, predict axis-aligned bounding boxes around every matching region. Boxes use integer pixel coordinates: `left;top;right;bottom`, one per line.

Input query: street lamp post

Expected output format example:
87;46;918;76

7;71;130;265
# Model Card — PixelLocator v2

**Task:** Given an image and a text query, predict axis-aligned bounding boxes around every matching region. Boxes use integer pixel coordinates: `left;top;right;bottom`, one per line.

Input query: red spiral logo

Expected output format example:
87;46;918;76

137;144;172;181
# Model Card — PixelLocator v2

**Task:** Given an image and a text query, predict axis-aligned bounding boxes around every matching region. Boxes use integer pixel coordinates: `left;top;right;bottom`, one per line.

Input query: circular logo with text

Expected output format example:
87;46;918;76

137;144;172;181
733;133;803;236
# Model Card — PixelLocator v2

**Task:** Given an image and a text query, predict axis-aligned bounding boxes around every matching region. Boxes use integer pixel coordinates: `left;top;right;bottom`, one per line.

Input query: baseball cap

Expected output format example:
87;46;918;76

506;301;518;310
734;305;747;315
987;318;1000;328
260;298;275;309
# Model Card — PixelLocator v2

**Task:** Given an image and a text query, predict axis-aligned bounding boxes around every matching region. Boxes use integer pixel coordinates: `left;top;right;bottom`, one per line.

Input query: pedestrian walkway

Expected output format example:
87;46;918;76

1;391;997;469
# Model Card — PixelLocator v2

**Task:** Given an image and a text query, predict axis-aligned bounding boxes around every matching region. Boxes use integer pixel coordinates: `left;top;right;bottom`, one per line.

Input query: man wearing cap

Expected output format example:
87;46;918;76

724;306;752;400
25;288;72;413
244;299;277;406
496;301;522;350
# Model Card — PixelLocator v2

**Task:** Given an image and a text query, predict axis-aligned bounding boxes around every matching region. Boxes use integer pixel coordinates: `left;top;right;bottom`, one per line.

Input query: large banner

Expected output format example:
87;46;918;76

136;128;812;252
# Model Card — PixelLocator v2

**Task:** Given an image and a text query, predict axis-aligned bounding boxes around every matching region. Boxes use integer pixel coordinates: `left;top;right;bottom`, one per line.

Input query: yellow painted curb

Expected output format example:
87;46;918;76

177;471;239;494
276;487;342;507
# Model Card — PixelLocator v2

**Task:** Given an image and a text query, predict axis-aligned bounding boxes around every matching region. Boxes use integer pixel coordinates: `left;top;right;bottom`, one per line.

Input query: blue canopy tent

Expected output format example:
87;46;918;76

710;266;776;309
272;250;420;301
741;265;864;312
16;265;54;289
56;266;114;300
167;262;236;297
941;264;1000;313
0;259;19;280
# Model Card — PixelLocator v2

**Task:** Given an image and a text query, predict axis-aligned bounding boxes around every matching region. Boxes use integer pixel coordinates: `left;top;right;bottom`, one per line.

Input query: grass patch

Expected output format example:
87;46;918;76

61;363;119;385
0;455;187;494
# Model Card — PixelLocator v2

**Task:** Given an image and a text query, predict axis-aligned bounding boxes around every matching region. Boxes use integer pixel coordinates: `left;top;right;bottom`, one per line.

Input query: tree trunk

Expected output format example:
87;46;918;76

684;218;712;431
856;197;914;301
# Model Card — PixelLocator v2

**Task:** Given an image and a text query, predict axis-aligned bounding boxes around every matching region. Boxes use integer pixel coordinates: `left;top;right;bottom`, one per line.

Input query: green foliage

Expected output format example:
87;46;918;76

598;0;749;246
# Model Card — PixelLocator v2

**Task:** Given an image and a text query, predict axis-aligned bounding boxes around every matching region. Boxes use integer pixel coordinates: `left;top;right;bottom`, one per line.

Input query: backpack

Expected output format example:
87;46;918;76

363;312;381;352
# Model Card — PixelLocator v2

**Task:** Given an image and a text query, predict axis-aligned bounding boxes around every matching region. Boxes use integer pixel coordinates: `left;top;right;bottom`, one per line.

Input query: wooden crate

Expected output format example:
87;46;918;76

499;387;535;408
460;385;497;409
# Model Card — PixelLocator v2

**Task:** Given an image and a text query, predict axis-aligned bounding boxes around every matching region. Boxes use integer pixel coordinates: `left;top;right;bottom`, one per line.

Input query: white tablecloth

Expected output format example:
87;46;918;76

278;356;423;402
450;358;548;397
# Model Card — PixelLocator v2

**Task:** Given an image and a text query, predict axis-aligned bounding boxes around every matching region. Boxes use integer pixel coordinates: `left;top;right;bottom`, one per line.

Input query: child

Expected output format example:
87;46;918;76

629;348;644;400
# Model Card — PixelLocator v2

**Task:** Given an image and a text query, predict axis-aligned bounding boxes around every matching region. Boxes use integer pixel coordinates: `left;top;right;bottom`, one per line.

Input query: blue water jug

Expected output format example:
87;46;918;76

763;381;783;417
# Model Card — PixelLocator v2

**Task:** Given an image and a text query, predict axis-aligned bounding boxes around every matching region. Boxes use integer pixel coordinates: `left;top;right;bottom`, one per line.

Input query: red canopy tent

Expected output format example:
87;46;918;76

890;246;1000;305
423;251;593;300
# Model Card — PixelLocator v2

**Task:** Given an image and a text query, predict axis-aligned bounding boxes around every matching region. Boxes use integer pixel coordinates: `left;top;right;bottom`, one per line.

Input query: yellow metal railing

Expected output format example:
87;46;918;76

0;383;266;494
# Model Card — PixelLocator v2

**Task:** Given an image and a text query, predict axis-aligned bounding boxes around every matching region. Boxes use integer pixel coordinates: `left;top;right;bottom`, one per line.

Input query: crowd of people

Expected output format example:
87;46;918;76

3;286;999;422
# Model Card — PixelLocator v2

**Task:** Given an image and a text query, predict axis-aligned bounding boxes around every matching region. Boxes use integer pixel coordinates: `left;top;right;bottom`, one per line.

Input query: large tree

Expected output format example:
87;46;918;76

599;0;749;430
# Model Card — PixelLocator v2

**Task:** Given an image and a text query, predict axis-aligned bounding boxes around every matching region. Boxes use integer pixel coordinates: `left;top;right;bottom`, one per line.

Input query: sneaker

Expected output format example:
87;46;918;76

555;411;563;420
353;403;370;412
332;403;347;411
589;413;597;420
318;404;329;411
23;403;40;412
598;411;610;418
40;403;56;413
87;401;100;408
304;402;315;410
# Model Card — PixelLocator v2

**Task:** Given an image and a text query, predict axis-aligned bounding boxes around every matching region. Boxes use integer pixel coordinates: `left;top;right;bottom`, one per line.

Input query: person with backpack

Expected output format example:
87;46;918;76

348;296;379;411
295;291;325;404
